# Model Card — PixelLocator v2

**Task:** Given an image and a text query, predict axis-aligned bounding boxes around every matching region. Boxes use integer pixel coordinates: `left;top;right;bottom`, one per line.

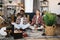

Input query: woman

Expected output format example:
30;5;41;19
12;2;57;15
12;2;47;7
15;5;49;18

31;9;43;26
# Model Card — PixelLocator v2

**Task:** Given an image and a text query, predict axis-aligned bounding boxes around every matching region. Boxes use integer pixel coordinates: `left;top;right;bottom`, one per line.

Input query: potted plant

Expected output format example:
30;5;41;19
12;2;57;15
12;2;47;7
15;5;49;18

43;12;56;36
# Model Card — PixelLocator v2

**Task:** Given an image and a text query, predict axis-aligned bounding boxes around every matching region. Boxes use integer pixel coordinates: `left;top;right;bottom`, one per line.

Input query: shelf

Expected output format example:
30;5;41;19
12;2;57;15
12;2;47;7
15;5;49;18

40;1;48;2
40;5;48;7
40;0;49;12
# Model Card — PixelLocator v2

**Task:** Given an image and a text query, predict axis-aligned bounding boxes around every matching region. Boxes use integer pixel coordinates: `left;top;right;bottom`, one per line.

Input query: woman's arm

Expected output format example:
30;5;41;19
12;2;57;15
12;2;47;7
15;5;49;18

31;15;36;25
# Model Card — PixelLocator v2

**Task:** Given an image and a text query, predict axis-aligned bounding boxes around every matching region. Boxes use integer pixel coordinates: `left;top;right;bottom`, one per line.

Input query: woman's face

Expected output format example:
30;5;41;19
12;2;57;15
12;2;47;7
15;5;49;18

36;10;40;15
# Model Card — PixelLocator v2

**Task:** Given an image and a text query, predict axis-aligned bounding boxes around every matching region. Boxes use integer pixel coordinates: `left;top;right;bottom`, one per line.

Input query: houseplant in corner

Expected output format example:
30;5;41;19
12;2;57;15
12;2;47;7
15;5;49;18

43;12;56;36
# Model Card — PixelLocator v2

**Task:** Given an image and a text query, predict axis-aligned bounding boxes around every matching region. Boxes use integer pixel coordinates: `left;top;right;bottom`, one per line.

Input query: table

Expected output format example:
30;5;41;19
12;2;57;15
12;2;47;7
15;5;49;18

14;30;23;39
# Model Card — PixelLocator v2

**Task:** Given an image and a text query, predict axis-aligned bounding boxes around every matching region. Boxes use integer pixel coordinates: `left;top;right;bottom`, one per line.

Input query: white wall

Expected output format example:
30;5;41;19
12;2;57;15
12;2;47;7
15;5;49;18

48;0;60;15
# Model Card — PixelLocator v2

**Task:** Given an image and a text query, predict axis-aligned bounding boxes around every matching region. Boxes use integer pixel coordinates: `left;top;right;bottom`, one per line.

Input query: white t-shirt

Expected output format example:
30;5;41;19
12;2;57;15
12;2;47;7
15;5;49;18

12;23;22;29
20;17;24;24
21;23;30;29
12;22;30;29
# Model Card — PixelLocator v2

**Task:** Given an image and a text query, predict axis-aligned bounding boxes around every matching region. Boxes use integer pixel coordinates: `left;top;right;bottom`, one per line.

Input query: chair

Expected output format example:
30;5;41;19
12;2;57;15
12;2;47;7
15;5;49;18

0;11;4;16
0;16;4;24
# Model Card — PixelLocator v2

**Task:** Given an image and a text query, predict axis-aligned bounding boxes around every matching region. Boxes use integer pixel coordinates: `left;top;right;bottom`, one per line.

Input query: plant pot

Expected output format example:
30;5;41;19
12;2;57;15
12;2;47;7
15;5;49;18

45;25;56;36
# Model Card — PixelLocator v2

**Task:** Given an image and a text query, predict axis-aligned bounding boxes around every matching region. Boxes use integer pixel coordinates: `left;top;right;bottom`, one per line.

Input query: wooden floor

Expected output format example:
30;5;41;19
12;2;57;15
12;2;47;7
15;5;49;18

55;24;60;36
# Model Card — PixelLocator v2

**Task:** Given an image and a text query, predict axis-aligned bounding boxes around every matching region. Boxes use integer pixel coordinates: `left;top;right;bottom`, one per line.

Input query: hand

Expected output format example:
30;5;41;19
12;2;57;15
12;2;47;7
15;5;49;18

42;24;45;28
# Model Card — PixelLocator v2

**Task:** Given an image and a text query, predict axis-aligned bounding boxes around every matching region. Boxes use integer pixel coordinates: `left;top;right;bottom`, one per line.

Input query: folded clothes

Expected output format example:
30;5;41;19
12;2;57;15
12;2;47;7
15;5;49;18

11;22;30;29
0;27;7;36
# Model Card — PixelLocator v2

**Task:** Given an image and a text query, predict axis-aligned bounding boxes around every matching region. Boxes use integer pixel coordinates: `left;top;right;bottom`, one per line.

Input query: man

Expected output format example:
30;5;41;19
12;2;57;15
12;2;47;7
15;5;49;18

12;15;30;30
11;17;21;29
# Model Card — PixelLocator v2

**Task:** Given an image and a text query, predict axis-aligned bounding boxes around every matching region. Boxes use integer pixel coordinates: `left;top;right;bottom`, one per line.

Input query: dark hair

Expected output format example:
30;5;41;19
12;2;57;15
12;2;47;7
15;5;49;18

35;9;40;15
36;9;40;12
20;10;24;12
17;13;21;17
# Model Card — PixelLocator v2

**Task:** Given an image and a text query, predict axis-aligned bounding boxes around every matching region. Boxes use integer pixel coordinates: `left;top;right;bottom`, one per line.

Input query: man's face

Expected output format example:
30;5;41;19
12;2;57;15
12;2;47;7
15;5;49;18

16;18;21;24
20;11;24;14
